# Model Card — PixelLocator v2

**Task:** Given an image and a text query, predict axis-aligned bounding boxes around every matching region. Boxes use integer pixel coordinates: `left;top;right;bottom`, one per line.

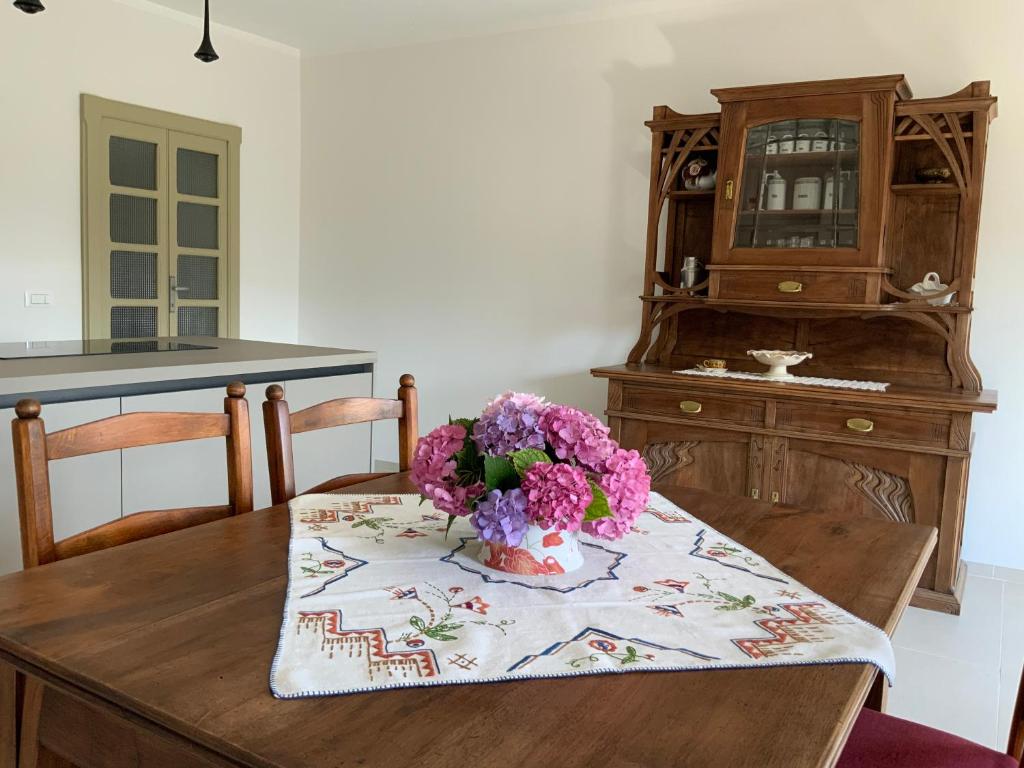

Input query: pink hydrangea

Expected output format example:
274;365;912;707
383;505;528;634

583;448;651;540
521;462;592;532
538;404;614;470
410;424;483;517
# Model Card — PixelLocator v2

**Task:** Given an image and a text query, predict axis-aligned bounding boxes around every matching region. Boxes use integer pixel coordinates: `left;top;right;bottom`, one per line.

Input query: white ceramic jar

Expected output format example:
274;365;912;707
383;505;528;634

763;172;787;210
792;177;822;210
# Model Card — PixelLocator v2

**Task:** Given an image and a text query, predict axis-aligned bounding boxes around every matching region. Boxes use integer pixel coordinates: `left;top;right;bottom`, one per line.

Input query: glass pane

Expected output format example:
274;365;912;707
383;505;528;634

177;149;218;197
177;306;218;336
110;251;157;299
109;137;156;190
110;194;157;245
111;306;157;338
733;119;860;250
177;254;218;300
177;202;218;249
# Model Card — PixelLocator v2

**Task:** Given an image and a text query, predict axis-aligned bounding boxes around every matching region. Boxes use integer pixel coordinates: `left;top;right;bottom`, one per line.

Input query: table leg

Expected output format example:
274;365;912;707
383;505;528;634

863;670;888;713
17;677;43;768
1;661;15;768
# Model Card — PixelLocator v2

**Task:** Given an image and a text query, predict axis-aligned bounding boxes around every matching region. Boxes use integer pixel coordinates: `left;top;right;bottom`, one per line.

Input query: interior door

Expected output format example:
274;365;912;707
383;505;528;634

169;132;229;338
85;118;170;338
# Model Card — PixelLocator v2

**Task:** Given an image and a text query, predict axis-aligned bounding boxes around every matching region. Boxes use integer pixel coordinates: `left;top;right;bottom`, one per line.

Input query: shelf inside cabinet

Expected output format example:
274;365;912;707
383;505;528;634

738;209;857;216
890;183;959;194
668;190;716;199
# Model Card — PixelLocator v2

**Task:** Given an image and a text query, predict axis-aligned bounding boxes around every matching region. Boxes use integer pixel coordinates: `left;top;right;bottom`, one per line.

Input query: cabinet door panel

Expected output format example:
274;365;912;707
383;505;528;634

619;418;763;499
769;437;946;589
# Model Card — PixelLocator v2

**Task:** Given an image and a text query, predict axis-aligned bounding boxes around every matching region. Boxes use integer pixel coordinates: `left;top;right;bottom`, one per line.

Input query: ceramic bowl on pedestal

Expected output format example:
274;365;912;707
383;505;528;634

747;349;813;380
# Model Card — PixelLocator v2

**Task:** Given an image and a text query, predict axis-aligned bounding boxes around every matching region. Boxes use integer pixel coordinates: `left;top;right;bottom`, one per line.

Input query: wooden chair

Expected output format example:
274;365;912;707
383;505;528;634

10;382;253;768
13;382;253;569
837;674;1024;767
263;373;417;505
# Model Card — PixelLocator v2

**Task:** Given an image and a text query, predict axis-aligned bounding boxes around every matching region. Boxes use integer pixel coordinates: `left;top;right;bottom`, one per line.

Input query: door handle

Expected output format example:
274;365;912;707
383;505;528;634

778;281;803;293
169;276;190;312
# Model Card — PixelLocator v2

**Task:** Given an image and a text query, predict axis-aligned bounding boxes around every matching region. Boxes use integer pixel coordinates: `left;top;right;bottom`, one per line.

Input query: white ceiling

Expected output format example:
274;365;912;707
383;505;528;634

142;0;687;55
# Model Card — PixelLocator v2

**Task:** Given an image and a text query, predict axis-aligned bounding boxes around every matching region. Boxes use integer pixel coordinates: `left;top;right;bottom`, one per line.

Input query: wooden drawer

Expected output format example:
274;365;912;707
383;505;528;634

714;270;872;304
775;401;950;447
620;385;765;426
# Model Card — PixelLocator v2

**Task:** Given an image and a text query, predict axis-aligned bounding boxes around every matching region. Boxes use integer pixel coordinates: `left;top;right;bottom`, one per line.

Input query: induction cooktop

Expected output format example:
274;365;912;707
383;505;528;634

0;339;216;360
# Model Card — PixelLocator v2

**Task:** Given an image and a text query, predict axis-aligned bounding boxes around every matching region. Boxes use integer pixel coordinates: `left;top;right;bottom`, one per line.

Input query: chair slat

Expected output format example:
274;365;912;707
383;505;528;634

290;398;403;434
46;412;231;460
53;505;234;561
303;472;393;496
264;375;418;505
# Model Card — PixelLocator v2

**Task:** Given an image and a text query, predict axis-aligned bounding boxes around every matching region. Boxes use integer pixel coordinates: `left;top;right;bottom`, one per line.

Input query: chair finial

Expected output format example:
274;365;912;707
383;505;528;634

15;399;41;419
266;384;285;401
226;381;246;398
399;373;415;388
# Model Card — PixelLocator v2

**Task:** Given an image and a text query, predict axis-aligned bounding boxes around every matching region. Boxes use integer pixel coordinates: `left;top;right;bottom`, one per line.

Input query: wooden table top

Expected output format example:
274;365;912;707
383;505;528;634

0;474;935;768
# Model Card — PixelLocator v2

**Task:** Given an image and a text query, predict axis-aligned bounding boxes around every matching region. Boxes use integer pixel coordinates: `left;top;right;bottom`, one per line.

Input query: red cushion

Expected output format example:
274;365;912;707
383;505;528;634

837;708;1018;768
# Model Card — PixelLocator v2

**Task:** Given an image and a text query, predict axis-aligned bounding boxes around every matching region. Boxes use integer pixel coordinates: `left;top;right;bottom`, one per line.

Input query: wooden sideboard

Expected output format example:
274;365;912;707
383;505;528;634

594;75;998;613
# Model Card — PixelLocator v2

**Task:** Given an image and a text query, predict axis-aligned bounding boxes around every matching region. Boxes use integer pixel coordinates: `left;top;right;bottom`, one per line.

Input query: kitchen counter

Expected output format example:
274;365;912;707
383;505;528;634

0;336;376;407
0;337;380;575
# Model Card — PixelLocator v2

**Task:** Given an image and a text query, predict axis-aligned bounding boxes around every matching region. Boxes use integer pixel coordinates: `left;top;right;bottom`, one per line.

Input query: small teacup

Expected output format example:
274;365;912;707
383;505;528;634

702;358;727;370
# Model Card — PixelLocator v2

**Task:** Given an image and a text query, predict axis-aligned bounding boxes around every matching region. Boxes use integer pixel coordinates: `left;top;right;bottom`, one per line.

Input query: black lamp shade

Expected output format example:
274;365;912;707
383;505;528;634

194;0;219;63
14;0;46;13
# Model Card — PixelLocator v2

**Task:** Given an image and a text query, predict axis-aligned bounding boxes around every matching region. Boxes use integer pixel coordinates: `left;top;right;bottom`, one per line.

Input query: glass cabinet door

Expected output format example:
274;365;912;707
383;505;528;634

733;119;859;249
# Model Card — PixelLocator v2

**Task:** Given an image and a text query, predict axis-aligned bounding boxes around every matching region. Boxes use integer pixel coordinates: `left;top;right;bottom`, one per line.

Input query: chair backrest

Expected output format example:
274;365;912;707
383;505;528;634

12;382;253;569
262;373;418;505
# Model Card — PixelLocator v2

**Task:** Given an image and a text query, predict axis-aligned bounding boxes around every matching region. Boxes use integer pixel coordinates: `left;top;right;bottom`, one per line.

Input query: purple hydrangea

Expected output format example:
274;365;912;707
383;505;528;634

471;488;530;546
472;391;547;456
538;404;614;470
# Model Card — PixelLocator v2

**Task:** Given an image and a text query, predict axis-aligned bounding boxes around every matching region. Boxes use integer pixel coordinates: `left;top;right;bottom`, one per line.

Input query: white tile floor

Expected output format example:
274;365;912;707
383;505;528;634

888;561;1021;750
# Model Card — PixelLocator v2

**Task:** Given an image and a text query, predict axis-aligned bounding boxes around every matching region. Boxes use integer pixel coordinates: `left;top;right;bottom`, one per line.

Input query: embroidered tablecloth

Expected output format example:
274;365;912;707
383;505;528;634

271;493;894;698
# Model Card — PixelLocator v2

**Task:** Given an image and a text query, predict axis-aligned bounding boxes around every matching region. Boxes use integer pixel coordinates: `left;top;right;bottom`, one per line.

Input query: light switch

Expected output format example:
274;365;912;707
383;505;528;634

24;290;53;307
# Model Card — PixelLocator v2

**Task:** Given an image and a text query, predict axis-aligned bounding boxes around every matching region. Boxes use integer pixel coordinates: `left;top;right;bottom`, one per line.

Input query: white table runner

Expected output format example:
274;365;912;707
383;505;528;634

674;368;890;391
271;493;894;698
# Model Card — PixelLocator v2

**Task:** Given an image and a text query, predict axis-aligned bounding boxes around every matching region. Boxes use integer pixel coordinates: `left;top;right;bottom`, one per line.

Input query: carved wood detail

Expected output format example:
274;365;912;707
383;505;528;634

843;461;915;524
642;441;698;483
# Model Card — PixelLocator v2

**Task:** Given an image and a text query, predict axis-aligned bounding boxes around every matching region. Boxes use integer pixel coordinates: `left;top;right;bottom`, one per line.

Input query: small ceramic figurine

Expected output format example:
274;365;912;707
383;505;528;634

909;272;955;306
683;158;717;190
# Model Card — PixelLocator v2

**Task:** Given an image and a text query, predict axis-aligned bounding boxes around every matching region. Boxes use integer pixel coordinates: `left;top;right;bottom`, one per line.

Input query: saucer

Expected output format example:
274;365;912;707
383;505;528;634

695;365;729;374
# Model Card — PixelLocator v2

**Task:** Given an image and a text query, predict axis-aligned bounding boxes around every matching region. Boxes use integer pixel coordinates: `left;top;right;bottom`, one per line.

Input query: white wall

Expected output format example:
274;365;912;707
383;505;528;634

0;0;301;343
298;0;1024;569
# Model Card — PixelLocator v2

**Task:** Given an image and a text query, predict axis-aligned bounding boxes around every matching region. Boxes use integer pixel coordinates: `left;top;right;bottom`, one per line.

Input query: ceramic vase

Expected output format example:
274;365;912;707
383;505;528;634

477;523;583;575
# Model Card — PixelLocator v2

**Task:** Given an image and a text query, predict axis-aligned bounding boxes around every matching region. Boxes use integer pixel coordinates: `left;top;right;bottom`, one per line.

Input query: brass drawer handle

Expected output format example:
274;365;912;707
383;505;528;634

679;400;702;414
724;180;734;201
778;280;803;293
846;418;874;433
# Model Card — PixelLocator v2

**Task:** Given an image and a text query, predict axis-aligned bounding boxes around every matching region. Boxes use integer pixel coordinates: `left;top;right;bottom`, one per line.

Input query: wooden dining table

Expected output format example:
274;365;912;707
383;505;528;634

0;473;935;768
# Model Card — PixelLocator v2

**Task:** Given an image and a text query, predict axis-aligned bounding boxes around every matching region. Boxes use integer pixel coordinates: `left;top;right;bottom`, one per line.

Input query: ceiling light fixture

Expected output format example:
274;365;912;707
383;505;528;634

13;0;45;13
194;0;219;63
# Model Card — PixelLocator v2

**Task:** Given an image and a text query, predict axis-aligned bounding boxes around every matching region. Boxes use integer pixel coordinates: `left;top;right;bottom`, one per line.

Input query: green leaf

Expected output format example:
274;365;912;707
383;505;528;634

509;448;552;477
409;616;427;631
445;514;458;539
583;481;613;522
484;456;519;492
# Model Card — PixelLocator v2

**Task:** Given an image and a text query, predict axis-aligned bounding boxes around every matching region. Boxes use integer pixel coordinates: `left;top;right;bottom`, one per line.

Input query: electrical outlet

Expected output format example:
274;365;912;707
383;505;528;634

24;290;53;307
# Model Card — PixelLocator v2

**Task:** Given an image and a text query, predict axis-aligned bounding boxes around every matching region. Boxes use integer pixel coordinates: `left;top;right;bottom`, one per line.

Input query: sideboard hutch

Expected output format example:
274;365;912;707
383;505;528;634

593;75;997;613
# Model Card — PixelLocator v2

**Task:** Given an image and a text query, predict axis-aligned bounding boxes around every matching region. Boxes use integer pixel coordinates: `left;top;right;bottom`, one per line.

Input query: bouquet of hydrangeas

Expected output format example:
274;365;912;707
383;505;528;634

410;392;651;546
